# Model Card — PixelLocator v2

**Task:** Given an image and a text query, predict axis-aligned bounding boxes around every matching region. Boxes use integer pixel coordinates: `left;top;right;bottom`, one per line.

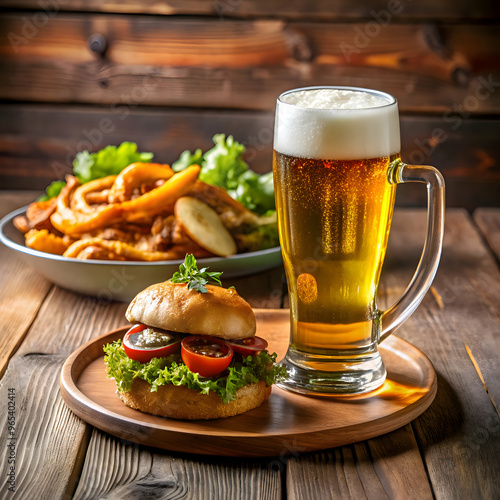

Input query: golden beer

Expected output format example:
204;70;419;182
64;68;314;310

273;151;398;353
273;86;444;394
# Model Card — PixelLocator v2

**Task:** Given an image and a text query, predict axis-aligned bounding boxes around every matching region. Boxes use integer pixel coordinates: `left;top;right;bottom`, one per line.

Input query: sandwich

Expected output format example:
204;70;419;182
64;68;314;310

104;254;286;419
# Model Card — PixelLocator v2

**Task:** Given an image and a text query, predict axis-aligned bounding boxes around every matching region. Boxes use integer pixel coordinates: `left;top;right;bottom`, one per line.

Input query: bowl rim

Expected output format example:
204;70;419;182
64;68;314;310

0;205;281;268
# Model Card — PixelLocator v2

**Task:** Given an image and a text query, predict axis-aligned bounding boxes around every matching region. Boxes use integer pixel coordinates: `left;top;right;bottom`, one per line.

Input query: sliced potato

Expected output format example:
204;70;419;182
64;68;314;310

175;196;237;257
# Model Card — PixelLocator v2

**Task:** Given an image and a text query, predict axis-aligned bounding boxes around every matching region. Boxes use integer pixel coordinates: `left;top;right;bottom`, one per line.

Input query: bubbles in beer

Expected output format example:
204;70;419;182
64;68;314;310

273;87;400;352
297;273;318;304
273;150;398;329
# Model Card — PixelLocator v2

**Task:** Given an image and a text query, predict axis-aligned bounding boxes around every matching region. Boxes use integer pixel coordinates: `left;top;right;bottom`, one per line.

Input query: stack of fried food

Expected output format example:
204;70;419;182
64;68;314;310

14;163;269;261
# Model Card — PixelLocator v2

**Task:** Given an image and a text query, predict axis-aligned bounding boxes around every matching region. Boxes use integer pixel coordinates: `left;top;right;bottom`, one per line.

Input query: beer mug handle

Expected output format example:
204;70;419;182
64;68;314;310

380;161;445;342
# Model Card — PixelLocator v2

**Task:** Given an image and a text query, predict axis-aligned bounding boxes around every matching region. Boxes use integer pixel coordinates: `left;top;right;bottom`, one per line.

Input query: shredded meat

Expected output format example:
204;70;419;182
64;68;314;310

85;189;110;206
76;245;127;261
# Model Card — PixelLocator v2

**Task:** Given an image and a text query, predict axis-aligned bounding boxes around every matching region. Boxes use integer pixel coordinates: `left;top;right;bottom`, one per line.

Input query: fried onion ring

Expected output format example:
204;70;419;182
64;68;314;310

108;162;174;203
63;238;198;262
14;198;57;233
25;228;72;255
120;165;201;220
70;175;117;214
50;176;123;236
50;166;201;236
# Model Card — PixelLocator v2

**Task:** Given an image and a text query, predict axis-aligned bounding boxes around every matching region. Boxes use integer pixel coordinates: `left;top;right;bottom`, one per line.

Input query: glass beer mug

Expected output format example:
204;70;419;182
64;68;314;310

273;86;445;395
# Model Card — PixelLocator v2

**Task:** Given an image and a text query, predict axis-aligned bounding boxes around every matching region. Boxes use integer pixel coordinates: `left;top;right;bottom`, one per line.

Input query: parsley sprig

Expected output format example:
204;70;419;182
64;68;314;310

170;254;222;293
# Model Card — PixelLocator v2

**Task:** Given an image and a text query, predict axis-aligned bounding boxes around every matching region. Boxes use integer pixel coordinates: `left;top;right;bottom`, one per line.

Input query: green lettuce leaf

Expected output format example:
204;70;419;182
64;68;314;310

229;170;275;215
172;134;276;216
39;142;154;200
37;180;66;202
104;339;287;404
233;218;280;253
171;148;203;171
199;134;248;189
73;141;153;184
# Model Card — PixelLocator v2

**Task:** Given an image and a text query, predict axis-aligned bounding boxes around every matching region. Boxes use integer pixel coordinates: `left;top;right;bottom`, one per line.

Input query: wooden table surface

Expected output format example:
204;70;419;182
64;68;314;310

1;191;499;499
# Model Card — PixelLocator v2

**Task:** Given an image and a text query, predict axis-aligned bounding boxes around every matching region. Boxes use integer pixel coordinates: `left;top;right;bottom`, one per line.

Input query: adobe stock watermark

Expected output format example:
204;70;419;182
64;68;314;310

340;0;408;63
242;121;274;164
7;0;71;54
94;267;138;305
452;414;500;460
213;0;242;20
267;438;308;473
49;71;162;180
407;74;499;166
5;388;17;493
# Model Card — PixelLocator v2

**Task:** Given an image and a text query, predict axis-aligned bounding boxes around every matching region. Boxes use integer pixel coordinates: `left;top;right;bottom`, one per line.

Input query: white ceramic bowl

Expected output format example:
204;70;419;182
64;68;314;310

0;206;282;302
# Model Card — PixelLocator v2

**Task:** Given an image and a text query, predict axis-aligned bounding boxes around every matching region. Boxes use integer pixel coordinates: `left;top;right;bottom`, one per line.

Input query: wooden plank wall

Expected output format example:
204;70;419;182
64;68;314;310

0;1;499;209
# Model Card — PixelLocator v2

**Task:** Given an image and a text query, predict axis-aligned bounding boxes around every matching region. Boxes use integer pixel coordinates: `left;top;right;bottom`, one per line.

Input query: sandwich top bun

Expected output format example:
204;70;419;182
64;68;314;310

125;280;256;340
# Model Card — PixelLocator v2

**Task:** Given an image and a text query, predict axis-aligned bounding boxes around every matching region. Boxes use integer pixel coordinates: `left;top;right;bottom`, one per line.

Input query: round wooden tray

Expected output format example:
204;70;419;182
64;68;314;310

60;309;437;457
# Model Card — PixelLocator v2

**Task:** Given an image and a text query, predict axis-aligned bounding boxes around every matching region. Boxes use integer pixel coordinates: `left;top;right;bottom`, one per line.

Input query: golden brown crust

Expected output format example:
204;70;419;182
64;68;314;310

119;378;271;420
125;281;256;339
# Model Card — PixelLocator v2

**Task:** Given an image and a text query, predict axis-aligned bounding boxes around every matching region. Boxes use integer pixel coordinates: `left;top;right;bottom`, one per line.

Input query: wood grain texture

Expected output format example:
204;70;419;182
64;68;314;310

473;208;500;262
73;429;281;499
288;426;433;500
60;323;436;456
16;286;128;357
0;191;38;215
1;105;499;210
0;192;52;379
379;209;500;499
0;354;89;499
0;245;52;378
228;267;287;309
286;209;500;499
0;254;131;496
0;0;498;20
2;198;499;497
365;426;434;499
1;14;499;113
0;192;289;497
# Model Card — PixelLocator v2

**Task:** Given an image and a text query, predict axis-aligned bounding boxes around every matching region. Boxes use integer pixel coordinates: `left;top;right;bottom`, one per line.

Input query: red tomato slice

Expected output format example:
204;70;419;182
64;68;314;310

123;324;182;364
181;336;233;378
225;336;268;357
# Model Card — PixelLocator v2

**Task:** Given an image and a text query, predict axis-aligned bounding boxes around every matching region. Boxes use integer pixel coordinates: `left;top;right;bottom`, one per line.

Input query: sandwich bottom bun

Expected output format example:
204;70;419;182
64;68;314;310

119;379;272;420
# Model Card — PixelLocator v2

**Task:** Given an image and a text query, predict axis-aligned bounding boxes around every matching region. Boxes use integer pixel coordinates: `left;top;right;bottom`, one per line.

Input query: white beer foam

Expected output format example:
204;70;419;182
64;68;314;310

275;88;401;160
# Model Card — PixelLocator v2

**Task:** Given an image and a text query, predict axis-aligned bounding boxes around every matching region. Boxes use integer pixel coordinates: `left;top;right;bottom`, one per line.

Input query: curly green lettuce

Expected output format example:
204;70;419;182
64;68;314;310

172;134;275;216
37;180;67;202
38;142;153;200
73;141;153;184
104;340;287;404
233;215;280;253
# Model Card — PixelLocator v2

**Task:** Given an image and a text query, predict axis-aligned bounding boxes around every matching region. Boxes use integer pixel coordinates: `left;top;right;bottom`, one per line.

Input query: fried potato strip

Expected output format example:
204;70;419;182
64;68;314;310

50;166;201;236
108;162;174;203
63;238;201;262
25;229;71;255
70;175;116;214
14;198;57;233
120;165;201;218
20;161;256;262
